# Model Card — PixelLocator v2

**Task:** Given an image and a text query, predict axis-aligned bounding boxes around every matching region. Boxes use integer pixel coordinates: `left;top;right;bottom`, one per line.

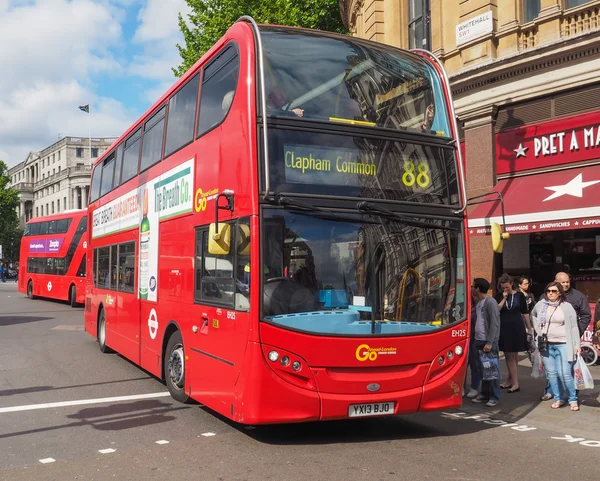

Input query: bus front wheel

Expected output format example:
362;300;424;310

97;309;113;354
164;331;192;404
27;281;35;300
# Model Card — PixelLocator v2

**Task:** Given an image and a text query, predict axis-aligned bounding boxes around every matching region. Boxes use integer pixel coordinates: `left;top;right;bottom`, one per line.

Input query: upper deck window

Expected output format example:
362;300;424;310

140;106;166;173
197;45;240;137
260;27;450;136
165;73;200;157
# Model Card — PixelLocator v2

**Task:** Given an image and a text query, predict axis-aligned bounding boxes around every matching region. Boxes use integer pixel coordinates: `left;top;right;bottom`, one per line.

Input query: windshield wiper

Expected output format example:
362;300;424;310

267;195;379;224
357;201;457;231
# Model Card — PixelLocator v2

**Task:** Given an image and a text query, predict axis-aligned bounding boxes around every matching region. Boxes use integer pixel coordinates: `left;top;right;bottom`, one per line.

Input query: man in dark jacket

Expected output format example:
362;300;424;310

555;272;591;336
469;278;502;407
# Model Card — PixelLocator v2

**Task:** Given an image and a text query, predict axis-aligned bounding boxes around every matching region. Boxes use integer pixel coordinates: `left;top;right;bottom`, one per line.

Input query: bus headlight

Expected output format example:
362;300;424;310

280;356;290;367
291;361;302;371
454;346;463;356
268;351;279;362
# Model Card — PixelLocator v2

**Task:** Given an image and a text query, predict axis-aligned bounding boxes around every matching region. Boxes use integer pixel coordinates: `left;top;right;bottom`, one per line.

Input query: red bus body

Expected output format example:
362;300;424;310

19;209;88;306
85;21;470;424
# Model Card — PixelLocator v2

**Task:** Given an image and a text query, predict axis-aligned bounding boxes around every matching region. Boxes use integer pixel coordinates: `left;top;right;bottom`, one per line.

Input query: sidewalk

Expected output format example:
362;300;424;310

461;354;600;439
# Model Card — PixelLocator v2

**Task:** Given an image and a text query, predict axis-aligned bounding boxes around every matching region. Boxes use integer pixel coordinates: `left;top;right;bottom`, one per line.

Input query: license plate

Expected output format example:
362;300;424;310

348;402;394;418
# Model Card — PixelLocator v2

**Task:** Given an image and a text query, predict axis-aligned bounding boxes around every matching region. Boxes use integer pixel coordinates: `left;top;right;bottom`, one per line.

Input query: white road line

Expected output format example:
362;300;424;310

98;449;116;454
39;458;56;464
155;440;169;445
0;392;171;414
201;432;216;437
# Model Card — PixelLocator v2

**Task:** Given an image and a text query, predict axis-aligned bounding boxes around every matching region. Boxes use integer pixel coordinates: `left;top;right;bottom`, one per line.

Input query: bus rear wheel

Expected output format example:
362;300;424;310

164;330;192;404
27;281;35;299
69;285;77;307
97;309;113;354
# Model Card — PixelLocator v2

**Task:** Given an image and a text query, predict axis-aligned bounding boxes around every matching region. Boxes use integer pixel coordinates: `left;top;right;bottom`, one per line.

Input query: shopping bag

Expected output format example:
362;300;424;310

479;351;501;381
530;349;545;378
574;356;595;390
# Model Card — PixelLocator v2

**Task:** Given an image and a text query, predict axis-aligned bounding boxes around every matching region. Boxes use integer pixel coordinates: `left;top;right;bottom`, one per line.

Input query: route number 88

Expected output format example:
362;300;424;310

402;161;431;188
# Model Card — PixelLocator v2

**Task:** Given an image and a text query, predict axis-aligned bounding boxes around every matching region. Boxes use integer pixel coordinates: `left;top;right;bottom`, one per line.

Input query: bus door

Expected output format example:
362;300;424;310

188;221;251;405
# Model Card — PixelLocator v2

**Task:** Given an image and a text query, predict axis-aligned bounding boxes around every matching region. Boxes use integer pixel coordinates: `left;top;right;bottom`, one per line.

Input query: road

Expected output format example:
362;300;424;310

1;281;598;481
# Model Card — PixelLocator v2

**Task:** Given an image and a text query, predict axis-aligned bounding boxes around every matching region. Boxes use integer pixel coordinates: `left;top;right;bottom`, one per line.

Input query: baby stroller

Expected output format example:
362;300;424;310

580;319;599;366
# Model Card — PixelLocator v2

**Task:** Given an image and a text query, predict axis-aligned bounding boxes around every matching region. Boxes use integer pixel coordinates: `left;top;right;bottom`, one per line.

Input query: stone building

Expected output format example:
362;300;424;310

9;137;116;227
340;0;600;305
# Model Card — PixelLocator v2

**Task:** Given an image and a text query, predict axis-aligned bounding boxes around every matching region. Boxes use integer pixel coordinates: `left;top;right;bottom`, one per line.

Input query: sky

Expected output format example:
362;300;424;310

0;0;192;168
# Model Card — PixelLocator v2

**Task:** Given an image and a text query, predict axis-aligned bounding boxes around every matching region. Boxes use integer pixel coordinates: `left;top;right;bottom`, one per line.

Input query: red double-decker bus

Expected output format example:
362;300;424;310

85;18;470;424
19;209;87;306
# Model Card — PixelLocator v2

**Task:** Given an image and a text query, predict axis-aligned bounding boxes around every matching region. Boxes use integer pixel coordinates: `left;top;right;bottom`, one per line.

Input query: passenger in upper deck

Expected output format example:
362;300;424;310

421;103;435;132
267;86;304;118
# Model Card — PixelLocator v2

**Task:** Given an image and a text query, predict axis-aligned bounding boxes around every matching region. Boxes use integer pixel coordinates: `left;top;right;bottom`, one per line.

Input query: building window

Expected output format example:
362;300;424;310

53;168;55;176
57;201;60;213
408;0;430;50
64;197;67;211
58;151;61;160
566;0;592;7
58;166;61;173
52;154;55;163
92;148;99;158
36;207;39;217
524;0;540;22
76;147;83;158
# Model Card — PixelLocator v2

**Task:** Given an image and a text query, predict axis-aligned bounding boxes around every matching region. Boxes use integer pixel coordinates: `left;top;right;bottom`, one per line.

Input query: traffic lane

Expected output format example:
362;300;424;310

0;409;596;481
0;285;163;408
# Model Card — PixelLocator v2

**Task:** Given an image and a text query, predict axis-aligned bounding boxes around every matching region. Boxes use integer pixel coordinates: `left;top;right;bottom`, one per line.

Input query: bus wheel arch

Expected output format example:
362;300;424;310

27;280;35;299
162;323;193;404
97;304;113;353
68;284;77;307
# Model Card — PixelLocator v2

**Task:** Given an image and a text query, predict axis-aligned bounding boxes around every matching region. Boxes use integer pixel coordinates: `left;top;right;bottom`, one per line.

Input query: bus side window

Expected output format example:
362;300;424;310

235;219;250;311
197;44;240;137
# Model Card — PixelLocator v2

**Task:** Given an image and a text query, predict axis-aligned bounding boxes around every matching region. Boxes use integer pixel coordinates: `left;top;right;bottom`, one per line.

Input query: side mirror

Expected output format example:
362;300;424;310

491;222;510;253
208;223;231;255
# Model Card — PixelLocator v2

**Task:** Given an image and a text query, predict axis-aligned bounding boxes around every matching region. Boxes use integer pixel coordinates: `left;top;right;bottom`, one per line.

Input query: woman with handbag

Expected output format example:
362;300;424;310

531;281;582;411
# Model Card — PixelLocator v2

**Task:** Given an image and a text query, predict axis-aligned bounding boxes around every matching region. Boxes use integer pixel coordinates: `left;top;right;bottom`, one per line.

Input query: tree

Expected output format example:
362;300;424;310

173;0;347;77
0;160;22;261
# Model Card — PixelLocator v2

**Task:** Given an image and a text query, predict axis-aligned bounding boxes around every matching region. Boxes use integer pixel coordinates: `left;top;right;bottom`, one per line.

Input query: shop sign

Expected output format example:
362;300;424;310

456;11;493;46
469;216;600;236
496;110;600;175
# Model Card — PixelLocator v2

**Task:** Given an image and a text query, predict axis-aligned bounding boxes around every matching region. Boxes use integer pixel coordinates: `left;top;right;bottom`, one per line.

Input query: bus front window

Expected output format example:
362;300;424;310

261;209;465;336
260;26;450;136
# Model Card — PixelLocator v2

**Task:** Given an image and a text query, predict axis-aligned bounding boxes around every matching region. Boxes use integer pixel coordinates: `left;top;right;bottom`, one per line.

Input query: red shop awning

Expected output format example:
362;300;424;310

468;165;600;236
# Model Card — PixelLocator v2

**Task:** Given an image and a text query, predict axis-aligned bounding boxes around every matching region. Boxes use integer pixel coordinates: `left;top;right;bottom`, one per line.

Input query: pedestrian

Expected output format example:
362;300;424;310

0;262;5;282
531;281;581;411
540;272;591;401
517;275;536;314
468;277;501;407
464;284;480;398
496;273;532;393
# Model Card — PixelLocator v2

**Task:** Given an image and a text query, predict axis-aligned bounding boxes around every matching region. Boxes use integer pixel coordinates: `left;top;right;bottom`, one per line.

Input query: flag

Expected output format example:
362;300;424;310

78;104;90;113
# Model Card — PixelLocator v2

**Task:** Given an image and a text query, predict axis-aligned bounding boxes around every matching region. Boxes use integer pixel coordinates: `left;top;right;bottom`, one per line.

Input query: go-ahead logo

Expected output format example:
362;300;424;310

356;344;397;361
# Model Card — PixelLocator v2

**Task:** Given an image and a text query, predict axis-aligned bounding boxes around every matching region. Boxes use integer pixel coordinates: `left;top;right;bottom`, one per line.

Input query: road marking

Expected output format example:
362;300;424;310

39;458;56;464
99;449;116;454
0;392;171;414
201;432;216;437
155;440;169;445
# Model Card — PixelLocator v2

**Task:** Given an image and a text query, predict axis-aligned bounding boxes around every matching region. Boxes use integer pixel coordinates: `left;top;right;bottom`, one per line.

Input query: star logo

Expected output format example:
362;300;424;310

514;143;528;158
543;173;600;202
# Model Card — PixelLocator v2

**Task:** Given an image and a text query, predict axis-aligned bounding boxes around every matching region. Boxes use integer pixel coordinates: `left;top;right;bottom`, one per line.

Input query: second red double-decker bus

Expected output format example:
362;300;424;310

19;209;87;306
85;18;470;424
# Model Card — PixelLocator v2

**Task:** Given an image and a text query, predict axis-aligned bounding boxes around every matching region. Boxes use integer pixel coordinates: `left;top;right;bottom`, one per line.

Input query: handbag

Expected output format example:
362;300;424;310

574;355;595;390
479;350;501;381
537;306;556;355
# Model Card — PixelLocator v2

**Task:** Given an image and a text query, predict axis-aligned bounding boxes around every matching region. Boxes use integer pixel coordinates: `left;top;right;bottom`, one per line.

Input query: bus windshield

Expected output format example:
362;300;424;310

261;209;465;336
260;26;451;136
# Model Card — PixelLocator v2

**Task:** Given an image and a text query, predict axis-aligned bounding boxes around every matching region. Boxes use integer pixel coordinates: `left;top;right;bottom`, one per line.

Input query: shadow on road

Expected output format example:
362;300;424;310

0;315;53;326
0;400;189;440
0;377;152;397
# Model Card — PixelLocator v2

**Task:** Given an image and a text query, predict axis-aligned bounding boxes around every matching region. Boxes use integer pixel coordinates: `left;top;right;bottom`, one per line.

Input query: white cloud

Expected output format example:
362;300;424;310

0;0;187;168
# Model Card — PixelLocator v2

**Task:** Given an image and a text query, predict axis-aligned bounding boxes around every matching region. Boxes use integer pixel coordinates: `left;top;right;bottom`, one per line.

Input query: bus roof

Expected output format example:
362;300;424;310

26;209;87;224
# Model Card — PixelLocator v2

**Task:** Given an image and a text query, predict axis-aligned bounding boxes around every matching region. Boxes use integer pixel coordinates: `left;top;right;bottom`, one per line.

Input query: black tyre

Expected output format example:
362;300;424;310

27;281;35;299
69;285;77;307
164;331;192;403
97;308;113;353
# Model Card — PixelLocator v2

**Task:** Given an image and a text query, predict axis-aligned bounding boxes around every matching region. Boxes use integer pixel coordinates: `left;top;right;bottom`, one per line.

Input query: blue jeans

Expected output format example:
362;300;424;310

474;340;501;401
542;343;577;404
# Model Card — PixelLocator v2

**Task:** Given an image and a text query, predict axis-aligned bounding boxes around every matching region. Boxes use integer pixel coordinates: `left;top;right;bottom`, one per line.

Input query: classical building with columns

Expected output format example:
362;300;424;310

340;0;600;303
8;137;116;227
